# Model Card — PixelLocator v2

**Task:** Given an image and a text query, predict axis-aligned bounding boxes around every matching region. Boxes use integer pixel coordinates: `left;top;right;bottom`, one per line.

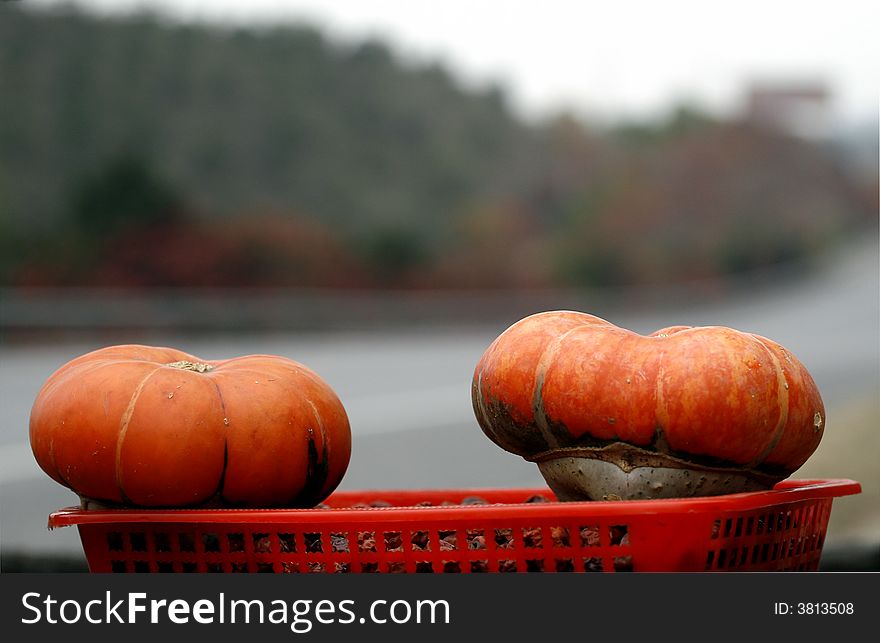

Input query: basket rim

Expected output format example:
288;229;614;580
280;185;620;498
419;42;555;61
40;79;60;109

47;478;860;529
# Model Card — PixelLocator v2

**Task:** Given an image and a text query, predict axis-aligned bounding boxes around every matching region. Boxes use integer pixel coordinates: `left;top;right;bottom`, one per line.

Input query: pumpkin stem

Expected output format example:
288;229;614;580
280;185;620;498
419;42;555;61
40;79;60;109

165;360;214;373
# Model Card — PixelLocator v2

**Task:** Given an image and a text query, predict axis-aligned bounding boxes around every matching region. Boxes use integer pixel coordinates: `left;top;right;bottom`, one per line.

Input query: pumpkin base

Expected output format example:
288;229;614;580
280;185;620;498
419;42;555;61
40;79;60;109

78;494;232;510
532;443;784;501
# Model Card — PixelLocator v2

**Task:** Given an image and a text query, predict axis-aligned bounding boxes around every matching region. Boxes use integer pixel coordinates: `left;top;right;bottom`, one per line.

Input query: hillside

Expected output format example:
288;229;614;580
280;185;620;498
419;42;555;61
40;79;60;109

0;5;874;289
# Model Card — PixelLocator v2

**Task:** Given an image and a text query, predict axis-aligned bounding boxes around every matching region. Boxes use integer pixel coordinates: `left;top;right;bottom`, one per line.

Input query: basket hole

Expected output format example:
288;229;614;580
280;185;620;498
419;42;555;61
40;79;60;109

526;559;544;572
130;533;148;552
107;531;124;552
739;547;749;566
756;515;766;535
723;518;733;538
307;562;325;573
133;561;150;573
470;561;489;573
466;529;486;550
334;562;351;574
361;562;380;573
734;518;744;538
182;562;198;573
206;562;224;573
305;532;323;553
227;533;245;553
609;525;628;546
281;562;300;574
745;516;755;536
803;505;815;527
494;528;514;549
357;531;377;553
442;561;461;573
583;557;603;572
579;525;600;547
783;540;794;559
555;558;574;572
231;562;248;573
410;530;430;551
253;533;272;554
202;533;221;553
613;556;633;572
551;526;570;548
705;550;716;570
522;527;543;548
383;531;403;552
498;560;517;573
387;562;406;574
257;563;274;573
278;533;296;554
710;519;721;539
111;560;126;573
178;533;196;552
439;530;457;551
157;562;174;573
153;532;172;553
727;547;739;568
331;532;350;553
415;562;434;573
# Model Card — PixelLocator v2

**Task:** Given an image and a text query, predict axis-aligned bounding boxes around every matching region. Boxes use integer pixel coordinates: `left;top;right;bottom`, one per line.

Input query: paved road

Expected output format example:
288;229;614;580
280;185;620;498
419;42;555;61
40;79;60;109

1;237;877;560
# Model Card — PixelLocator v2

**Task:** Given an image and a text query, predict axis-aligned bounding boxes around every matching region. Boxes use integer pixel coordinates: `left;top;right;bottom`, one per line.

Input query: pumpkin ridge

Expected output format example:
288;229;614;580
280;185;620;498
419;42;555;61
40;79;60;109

210;378;230;501
531;321;600;450
747;334;790;468
653;352;671;455
114;365;163;503
472;370;494;443
294;424;330;508
305;399;330;501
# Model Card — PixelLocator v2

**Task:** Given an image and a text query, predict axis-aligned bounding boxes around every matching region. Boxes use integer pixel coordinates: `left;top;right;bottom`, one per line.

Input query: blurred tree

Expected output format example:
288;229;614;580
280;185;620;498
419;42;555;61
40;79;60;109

72;155;181;238
359;225;427;287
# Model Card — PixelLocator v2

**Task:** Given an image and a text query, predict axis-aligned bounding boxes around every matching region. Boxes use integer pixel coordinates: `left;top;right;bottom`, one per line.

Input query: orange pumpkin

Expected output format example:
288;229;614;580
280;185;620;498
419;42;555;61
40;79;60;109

29;345;351;508
472;311;825;500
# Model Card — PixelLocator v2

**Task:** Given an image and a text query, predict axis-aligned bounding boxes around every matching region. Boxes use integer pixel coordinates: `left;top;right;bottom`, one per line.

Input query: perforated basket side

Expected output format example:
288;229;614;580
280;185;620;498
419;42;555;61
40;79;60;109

77;516;655;574
72;499;833;573
702;496;834;571
56;479;860;573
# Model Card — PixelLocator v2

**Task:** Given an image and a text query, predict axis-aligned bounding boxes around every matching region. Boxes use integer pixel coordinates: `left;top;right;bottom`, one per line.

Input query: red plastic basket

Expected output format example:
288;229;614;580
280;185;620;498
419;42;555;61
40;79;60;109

48;479;860;573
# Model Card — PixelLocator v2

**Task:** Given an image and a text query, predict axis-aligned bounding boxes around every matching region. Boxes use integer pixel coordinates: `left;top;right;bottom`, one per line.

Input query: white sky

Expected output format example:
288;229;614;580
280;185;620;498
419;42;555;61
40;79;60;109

26;0;880;125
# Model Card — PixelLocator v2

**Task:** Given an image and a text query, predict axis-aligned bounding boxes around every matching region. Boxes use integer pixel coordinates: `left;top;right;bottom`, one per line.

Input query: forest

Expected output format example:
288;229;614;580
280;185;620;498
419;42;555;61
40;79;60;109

1;4;875;289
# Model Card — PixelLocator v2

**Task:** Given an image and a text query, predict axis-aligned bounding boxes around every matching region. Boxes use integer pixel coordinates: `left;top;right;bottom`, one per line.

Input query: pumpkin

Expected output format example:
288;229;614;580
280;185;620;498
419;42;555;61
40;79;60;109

472;311;825;500
29;345;351;508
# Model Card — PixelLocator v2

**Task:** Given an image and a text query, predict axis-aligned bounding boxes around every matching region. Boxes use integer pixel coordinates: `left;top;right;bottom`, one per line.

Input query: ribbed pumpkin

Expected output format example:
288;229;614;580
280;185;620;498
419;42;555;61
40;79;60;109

29;345;351;508
472;311;825;500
